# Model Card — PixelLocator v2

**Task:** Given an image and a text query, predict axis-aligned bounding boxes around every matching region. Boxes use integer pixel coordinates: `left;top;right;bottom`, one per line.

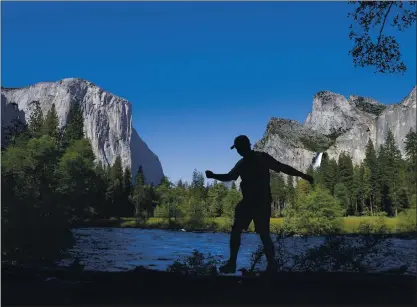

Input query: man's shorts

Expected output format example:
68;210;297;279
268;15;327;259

232;199;271;234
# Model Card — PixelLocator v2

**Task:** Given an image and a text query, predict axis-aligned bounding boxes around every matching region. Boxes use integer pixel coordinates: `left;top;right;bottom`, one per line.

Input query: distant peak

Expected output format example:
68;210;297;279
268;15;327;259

349;95;382;106
399;85;416;106
314;90;345;100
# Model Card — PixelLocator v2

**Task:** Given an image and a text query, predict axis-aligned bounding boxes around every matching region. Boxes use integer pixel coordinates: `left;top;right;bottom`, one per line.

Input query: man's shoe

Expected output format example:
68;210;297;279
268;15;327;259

219;261;236;274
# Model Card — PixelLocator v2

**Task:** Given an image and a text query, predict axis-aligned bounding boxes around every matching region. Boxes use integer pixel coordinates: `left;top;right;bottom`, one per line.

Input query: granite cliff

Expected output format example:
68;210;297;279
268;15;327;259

254;86;416;175
1;78;164;185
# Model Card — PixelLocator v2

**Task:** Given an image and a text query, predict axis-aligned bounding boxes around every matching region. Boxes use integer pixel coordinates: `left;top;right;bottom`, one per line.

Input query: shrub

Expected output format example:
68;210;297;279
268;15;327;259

397;208;417;233
167;249;219;276
283;186;345;235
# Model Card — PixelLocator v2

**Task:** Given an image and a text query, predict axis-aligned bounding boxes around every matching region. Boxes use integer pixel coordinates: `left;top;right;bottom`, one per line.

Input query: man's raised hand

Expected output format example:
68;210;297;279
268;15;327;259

205;170;214;179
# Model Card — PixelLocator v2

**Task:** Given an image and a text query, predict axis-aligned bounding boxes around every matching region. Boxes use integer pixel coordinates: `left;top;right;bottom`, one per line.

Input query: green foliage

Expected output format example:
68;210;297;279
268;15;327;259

270;173;287;217
397;208;417;233
56;139;97;218
62;101;84;148
337;152;354;213
353;98;387;116
286;175;295;207
283;186;345;235
221;187;242;218
348;1;416;74
405;128;417;195
207;181;228;217
42;103;60;140
378;130;404;216
334;182;350;213
299;135;334;152
132;165;148;218
1;135;73;266
28;101;44;138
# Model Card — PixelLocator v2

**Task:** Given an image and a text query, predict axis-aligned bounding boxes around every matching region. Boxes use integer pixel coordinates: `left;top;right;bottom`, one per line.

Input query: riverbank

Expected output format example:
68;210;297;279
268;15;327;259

79;216;416;237
2;265;416;305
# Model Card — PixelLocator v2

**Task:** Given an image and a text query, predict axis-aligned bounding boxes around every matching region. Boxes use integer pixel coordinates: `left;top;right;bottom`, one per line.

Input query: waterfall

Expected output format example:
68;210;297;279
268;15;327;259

312;152;323;169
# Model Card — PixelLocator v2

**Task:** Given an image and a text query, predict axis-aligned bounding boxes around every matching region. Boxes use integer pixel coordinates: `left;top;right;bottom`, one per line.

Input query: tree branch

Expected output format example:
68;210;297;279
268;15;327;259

377;2;394;46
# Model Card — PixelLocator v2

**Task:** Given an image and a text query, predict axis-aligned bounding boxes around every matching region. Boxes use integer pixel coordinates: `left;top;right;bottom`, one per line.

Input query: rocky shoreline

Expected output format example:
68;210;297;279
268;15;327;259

2;265;416;305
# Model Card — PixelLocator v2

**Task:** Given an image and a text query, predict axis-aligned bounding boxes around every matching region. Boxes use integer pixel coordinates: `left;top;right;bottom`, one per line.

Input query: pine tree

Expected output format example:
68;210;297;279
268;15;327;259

326;158;339;194
338;152;354;214
207;181;228;217
106;156;124;217
270;173;286;217
132;165;147;218
383;130;403;216
364;139;379;214
122;167;134;216
362;165;373;215
28;101;44;138
62;102;84;148
286;176;295;207
42;104;60;140
352;165;363;215
123;167;132;196
334;183;350;214
404;128;417;195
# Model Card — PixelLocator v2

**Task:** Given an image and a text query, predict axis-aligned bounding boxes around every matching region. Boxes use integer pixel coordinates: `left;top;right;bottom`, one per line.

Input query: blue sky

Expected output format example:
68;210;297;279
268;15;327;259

2;1;416;183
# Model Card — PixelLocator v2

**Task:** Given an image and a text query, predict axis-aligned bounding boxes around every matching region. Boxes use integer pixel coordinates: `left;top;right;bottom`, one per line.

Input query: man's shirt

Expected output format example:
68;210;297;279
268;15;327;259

229;150;284;204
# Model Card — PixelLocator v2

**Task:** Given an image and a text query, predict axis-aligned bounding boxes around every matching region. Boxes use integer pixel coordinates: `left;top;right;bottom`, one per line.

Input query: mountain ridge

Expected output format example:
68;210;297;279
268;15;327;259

1;78;164;185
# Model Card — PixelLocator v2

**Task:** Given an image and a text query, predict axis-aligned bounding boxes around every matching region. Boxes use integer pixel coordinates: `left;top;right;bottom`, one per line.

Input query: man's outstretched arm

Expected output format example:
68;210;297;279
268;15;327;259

265;154;313;183
205;161;241;182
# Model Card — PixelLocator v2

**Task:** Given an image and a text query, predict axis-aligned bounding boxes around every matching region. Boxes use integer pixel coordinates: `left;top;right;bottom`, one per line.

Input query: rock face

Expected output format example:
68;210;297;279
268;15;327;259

1;78;164;185
254;86;416;174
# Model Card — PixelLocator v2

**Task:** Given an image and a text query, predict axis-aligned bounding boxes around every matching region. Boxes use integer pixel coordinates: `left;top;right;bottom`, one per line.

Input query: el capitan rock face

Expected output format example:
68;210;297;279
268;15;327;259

254;86;416;175
1;78;164;185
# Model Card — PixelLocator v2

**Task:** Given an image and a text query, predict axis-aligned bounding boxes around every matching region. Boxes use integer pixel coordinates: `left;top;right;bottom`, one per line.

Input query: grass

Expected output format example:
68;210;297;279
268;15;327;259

85;216;408;235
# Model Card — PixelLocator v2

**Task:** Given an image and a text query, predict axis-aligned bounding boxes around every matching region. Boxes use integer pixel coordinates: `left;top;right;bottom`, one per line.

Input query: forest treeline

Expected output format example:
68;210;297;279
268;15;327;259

1;100;416;266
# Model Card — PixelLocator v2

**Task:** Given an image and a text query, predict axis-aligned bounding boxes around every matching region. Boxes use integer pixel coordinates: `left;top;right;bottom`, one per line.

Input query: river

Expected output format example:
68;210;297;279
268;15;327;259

60;227;417;275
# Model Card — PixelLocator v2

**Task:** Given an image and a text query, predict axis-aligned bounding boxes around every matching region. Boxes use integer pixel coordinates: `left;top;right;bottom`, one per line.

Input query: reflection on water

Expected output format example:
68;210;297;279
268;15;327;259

60;227;417;275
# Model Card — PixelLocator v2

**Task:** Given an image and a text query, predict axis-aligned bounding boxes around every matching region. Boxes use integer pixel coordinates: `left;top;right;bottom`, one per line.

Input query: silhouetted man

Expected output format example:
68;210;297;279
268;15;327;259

205;135;314;274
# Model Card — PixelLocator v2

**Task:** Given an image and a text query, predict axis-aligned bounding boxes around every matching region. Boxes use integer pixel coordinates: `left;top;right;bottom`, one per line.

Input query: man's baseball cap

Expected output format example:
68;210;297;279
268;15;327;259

230;135;251;150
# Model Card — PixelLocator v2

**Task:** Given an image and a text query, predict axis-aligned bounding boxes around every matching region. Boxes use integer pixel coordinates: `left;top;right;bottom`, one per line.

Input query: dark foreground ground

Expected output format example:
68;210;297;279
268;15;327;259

2;265;416;305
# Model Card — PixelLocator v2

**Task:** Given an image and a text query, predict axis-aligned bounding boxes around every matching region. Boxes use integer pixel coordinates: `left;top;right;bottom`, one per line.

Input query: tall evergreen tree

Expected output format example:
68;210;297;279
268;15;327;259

338;152;354;214
404;128;417;195
132;165;147;217
122;167;134;216
286;175;295;207
28;101;44;138
270;173;287;217
364;139;379;214
326;158;339;194
352;165;363;215
207;181;228;217
42;104;60;140
362;165;373;215
383;130;403;216
123;167;132;197
106;156;124;217
334;182;350;215
62;102;84;148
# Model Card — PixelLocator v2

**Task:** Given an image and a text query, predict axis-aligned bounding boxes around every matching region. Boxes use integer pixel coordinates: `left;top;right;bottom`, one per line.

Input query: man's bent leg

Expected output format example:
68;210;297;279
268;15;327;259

259;231;275;270
219;226;241;274
255;207;276;273
219;201;250;274
229;226;242;264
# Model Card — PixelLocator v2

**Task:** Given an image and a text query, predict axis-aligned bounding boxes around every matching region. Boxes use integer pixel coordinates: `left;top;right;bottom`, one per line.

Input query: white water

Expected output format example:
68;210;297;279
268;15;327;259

312;152;323;169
